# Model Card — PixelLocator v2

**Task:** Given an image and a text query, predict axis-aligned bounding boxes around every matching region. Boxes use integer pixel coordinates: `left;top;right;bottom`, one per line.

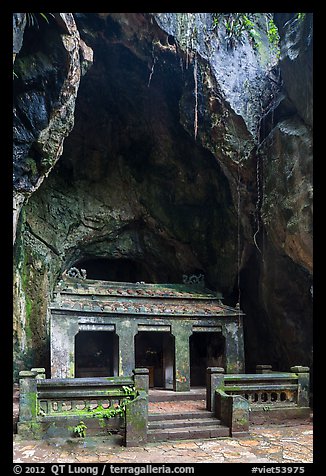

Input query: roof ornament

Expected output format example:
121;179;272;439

182;274;205;287
66;267;87;280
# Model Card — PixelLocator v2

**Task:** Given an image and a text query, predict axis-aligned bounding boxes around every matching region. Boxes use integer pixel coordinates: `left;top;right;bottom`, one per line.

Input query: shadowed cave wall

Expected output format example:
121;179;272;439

13;13;313;380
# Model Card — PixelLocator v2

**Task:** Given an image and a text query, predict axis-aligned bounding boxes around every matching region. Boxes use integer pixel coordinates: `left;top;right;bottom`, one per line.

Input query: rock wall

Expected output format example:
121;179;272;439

13;13;93;376
13;13;313;379
13;13;93;243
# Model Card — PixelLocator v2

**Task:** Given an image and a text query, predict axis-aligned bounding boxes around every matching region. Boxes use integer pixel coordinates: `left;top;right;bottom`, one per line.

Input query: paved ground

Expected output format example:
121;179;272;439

13;424;313;464
13;386;313;464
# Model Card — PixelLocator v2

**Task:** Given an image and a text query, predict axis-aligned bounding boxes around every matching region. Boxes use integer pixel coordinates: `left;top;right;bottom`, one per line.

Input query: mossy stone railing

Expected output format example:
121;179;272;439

224;365;310;407
17;368;149;446
207;365;310;436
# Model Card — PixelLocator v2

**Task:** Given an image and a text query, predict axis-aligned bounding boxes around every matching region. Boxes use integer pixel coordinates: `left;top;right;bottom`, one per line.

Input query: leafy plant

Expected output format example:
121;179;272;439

212;13;281;53
93;403;124;420
284;12;307;29
73;421;87;438
297;13;306;22
26;13;55;28
83;387;136;421
122;385;135;396
212;13;262;49
267;17;280;57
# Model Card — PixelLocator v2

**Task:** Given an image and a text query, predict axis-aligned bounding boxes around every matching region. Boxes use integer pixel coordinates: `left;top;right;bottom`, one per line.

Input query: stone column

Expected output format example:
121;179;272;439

171;322;193;392
113;334;119;376
206;367;224;412
18;370;38;422
223;320;245;373
163;334;174;390
291;366;310;407
50;314;79;378
115;320;138;377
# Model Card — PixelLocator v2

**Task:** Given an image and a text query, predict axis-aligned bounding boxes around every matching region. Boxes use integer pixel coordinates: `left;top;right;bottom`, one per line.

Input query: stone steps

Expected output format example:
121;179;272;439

149;388;205;402
147;410;229;442
148;411;212;421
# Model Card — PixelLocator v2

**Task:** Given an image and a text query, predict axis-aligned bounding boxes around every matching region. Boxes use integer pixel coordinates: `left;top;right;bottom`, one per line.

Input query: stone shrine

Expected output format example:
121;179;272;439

50;272;245;391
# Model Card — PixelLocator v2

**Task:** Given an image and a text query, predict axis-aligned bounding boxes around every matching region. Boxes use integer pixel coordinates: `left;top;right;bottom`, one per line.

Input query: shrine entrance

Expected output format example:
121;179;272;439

135;332;174;389
75;331;118;378
190;332;226;386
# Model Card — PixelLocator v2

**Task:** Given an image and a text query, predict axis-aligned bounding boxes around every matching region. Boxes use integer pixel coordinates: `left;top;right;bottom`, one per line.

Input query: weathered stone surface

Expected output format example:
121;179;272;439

13;13;312;380
13;13;26;60
274;13;313;127
261;117;312;273
125;391;148;446
13;12;93;243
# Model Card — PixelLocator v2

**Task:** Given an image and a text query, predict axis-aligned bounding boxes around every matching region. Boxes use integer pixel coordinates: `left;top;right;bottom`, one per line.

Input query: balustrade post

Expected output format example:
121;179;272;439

291;366;310;407
31;367;46;379
206;367;224;412
133;368;149;394
18;370;38;422
125;368;149;447
230;395;250;436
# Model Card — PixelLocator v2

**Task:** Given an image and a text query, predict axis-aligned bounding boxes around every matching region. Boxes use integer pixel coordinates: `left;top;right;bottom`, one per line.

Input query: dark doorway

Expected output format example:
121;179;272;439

75;331;118;377
190;332;225;386
74;258;151;282
135;332;174;388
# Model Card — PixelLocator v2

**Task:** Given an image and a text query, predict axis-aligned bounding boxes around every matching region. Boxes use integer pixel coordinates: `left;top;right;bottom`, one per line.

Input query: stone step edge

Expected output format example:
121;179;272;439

148;418;221;429
147;425;230;441
148;411;214;421
149;395;205;402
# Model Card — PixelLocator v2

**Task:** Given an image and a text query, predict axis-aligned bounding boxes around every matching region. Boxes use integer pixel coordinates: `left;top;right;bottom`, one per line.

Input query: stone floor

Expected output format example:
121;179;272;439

13;423;313;464
13;385;313;463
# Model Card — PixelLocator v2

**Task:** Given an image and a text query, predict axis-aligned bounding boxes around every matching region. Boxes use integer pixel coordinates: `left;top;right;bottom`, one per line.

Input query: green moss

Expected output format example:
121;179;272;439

25;157;38;177
22;391;38;418
68;361;75;378
18;421;43;439
235;417;249;426
25;296;33;341
227;362;241;374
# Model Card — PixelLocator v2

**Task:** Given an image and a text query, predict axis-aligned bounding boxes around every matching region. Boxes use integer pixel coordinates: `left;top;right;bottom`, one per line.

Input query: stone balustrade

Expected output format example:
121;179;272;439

207;365;311;433
17;368;149;445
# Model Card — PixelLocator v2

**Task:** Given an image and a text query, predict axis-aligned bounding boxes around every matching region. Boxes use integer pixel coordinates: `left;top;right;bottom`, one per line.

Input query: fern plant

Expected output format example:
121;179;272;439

73;421;87;438
26;13;54;28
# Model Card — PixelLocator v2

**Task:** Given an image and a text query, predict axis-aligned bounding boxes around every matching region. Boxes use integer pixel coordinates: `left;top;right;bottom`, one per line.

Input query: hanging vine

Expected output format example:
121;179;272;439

147;42;157;87
193;53;198;139
253;152;262;255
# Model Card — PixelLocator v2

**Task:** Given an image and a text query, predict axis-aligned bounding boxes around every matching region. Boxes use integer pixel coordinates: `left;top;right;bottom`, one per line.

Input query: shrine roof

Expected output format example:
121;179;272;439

50;277;244;317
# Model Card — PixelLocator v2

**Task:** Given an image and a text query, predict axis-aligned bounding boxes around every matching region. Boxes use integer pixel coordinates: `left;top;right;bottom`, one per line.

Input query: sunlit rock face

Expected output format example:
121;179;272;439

13;13;312;378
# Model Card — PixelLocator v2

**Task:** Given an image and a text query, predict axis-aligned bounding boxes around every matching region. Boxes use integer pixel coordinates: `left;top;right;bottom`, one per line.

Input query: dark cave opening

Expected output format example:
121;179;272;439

74;257;152;282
